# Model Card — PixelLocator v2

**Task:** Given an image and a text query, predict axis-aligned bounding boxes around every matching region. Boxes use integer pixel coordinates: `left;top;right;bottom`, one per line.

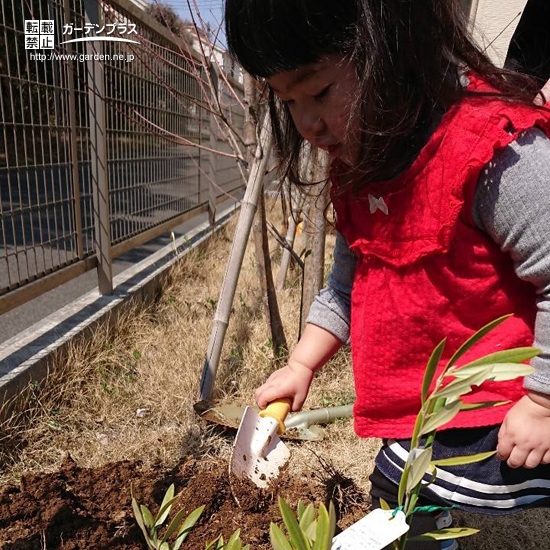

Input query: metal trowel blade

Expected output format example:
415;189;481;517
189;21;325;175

230;406;290;489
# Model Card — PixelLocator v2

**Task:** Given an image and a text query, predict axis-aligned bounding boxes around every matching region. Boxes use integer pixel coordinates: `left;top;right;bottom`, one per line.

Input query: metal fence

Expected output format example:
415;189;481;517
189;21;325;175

0;0;245;313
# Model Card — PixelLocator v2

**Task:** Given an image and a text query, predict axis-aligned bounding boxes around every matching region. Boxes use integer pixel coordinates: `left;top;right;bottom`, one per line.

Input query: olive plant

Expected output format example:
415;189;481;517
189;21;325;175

391;314;538;549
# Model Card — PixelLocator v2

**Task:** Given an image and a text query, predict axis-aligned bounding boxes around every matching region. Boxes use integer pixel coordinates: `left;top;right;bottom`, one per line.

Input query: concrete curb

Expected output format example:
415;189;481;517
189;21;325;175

0;204;238;404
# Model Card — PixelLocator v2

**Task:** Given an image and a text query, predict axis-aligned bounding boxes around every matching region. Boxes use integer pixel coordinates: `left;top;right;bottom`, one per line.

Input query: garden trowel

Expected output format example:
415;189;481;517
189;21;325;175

230;398;291;489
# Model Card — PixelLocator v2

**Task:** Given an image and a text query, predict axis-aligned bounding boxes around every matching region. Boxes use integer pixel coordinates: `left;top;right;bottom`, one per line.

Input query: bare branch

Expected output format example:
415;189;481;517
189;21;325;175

134;111;245;161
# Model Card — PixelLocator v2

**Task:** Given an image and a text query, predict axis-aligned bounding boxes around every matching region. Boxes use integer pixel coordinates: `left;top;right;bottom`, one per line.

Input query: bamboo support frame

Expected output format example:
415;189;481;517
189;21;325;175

197;113;273;402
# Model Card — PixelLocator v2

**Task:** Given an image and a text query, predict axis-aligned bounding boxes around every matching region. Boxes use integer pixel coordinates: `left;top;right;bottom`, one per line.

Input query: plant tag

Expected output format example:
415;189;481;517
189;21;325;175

332;508;409;550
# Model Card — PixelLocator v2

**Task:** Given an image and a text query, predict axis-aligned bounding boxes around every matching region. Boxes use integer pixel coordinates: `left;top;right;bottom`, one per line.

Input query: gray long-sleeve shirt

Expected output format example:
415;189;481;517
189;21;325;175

307;127;550;394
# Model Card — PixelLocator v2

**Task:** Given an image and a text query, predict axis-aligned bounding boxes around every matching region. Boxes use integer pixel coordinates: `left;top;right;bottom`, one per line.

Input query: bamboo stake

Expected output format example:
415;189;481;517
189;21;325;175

198;113;273;402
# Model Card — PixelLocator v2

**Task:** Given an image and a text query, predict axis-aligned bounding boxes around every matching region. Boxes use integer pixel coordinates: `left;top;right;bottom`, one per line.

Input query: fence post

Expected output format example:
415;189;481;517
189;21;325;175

64;0;84;259
85;0;113;294
207;66;218;226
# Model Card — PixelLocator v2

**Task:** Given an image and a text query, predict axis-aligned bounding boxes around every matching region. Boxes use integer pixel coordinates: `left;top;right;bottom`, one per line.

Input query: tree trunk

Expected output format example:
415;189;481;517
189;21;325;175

245;74;287;357
276;184;302;291
300;154;330;334
253;193;288;356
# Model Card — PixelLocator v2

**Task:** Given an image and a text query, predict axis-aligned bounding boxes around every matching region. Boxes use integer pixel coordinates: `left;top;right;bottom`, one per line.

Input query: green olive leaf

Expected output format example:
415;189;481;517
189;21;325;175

444;315;511;369
431;450;496;467
421;338;446;403
460;400;510;411
433;367;493;399
454;347;540;370
406;447;433;494
408;527;480;542
420;400;462;435
450;363;535;382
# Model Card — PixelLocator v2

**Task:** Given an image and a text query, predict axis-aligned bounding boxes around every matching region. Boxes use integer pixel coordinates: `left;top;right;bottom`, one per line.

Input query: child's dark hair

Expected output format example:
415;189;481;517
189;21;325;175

226;0;541;187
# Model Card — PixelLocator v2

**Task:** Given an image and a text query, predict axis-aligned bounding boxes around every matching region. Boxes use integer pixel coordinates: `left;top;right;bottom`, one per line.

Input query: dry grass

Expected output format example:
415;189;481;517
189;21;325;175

0;199;367;489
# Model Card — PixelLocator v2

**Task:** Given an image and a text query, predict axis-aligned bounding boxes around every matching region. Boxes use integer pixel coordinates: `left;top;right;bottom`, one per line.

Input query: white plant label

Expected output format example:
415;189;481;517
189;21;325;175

332;508;409;550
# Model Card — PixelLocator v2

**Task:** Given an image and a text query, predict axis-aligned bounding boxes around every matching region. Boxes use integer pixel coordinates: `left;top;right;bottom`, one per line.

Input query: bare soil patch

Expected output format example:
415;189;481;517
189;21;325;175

0;455;369;549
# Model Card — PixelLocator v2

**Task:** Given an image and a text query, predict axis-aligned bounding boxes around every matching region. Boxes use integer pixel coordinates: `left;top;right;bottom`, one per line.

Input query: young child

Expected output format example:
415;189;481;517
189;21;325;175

225;1;550;547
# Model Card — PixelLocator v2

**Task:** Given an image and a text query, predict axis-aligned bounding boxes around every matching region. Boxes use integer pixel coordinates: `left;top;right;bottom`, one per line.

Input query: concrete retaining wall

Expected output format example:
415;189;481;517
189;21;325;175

0;204;238;410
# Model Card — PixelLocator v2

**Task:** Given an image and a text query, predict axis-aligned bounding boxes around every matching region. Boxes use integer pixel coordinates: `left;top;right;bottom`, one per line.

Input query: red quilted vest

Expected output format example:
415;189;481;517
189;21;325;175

330;78;550;438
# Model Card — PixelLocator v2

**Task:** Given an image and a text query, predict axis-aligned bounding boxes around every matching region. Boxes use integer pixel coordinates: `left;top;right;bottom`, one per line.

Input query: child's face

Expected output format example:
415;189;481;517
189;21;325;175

267;55;360;165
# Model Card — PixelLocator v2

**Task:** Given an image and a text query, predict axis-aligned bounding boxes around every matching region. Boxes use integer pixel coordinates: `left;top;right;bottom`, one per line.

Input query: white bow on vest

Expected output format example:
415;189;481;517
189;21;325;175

368;194;389;215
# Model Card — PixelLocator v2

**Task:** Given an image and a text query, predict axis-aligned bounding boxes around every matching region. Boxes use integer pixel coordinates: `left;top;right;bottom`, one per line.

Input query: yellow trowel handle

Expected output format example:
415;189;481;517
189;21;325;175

259;397;291;435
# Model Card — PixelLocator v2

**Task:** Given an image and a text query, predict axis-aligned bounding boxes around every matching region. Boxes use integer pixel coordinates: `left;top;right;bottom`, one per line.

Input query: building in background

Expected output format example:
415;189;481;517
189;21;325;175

463;0;550;83
181;24;243;85
132;0;243;84
130;0;148;10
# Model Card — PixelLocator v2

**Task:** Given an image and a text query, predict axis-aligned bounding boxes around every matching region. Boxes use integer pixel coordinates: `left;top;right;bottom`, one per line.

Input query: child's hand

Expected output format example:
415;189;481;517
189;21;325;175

497;392;550;468
255;323;342;412
255;360;314;411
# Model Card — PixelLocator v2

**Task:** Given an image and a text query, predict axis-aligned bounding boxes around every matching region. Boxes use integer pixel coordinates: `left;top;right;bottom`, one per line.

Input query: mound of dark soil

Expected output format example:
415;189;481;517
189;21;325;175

0;455;369;549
